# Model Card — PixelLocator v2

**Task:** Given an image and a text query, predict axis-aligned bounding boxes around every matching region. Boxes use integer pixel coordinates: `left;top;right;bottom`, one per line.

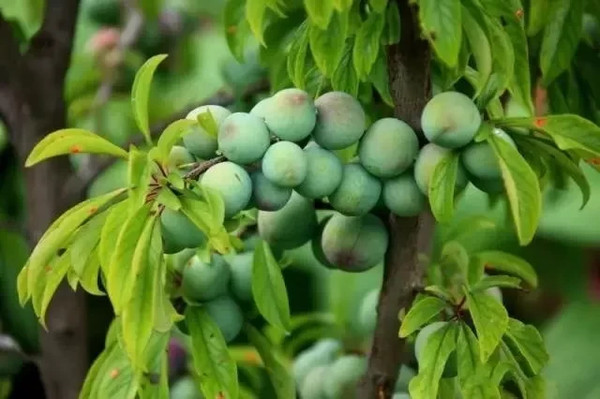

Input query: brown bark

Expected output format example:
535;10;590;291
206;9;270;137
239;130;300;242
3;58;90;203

0;1;87;399
358;1;433;398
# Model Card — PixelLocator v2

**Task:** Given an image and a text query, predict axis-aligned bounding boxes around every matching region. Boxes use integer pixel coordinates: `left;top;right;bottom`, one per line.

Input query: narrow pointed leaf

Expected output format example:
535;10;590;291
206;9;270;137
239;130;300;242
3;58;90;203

465;289;509;362
399;296;448;338
472;250;537;288
503;318;549;377
429;150;460;222
99;200;130;274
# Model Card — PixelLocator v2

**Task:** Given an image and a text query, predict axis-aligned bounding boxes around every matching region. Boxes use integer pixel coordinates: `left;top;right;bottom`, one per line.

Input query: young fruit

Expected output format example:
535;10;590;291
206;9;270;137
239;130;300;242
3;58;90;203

161;209;206;254
182;254;230;302
258;192;318;250
414;143;467;196
203;295;243;342
293;339;341;385
299;365;330;399
167;145;194;174
313;91;366;150
263;88;316;141
249;97;272;119
296;142;343;199
250;171;292;211
358;118;419;178
322;355;367;399
421;91;481;149
261;141;308;188
201;161;252;218
183;105;231;158
320;213;388;273
358;288;379;334
461;128;515;180
383;172;426;217
228;251;253;302
218;112;270;164
329;163;382;216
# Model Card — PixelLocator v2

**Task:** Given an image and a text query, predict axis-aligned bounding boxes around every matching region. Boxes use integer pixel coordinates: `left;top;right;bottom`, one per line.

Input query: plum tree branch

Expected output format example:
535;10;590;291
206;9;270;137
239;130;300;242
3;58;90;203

358;1;433;398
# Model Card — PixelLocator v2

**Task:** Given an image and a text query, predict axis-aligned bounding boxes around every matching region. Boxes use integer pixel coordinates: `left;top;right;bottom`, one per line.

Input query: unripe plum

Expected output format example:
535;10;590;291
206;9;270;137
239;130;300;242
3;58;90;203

414;321;457;378
168;248;196;274
468;174;504;194
321;213;388;273
414;143;467;196
204;295;243;342
250;171;292;211
383;172;426;217
421;91;481;149
218;112;270;164
182;254;230;302
299;365;329;399
264;88;316;141
170;376;203;399
261;141;308;188
167;145;194;174
322;355;367;399
313;91;366;150
293;339;341;385
296;142;343;198
258;192;318;250
461;128;515;180
358;288;379;334
358;118;419;178
201;161;252;218
183;105;231;158
249;97;272;119
311;215;337;269
228;251;253;302
392;394;410;399
161;209;206;254
329;163;381;216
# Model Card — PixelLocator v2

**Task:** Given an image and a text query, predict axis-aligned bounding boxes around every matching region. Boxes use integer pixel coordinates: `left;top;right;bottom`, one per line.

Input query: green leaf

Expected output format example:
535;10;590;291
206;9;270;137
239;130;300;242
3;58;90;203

461;5;492;95
399;296;448;337
497;114;600;158
488;133;541;245
505;21;533;113
332;41;359;96
286;21;311;88
527;0;549;36
154;119;196;164
86;341;139;399
180;197;231;254
186;306;239;399
304;0;334;29
106;204;152;313
79;341;113;399
515;136;590;208
309;11;348;77
70;211;109;295
456;325;500;399
428;150;459;223
79;248;103;296
540;0;584;85
418;0;462;67
156;187;181;211
36;250;71;327
99;200;130;275
153;255;180;332
121;217;162;370
471;250;537;288
353;11;385;79
333;0;352;11
0;0;45;41
382;1;400;45
196;109;219;139
131;54;168;145
409;321;458;399
225;0;250;62
252;240;291;332
471;275;522;291
246;0;268;45
369;0;388;13
503;318;549;377
25;129;128;167
369;51;393;106
127;147;150;209
246;324;296;399
465;289;509;362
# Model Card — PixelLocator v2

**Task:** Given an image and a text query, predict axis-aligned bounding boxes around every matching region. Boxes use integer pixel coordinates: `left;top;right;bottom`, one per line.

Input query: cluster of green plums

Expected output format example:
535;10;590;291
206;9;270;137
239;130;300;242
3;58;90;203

292;338;413;399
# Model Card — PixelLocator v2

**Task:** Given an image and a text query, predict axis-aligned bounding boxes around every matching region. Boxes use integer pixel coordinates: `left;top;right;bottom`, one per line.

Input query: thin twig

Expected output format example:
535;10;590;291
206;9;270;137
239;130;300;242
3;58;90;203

184;156;226;180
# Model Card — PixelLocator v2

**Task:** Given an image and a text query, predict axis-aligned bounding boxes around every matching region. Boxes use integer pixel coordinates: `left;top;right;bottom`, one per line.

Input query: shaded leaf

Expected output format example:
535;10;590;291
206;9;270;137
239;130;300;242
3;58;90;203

353;11;385;79
309;11;348;77
246;0;268;45
429;151;460;223
332;41;359;96
418;0;462;67
472;250;537;288
382;1;401;45
224;0;250;62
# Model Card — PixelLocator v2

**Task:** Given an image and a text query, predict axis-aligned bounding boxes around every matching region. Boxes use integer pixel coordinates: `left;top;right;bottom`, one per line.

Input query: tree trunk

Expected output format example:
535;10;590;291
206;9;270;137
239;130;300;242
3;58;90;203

358;1;433;398
0;1;88;398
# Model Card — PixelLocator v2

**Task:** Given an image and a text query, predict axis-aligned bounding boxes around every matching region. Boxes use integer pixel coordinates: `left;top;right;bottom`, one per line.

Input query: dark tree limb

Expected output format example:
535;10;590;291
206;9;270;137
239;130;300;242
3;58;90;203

358;1;433;398
0;2;87;399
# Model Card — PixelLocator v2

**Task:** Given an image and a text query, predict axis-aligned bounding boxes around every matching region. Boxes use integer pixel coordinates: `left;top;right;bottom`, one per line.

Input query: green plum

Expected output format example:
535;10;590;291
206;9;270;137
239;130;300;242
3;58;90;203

183;105;231;158
201;161;252;218
383;172;426;217
322;355;367;399
218;112;270;164
182;254;230;302
203;295;244;342
261;141;308;188
228;251;253;302
296;142;343;198
167;145;194;174
329;163;382;216
161;209;206;254
313;91;366;150
250;171;292;211
264;88;316;141
414;143;467;196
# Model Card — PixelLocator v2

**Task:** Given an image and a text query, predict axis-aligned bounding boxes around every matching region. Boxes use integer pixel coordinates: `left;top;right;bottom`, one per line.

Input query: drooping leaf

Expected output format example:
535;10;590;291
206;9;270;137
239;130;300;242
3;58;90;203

246;324;296;399
309;11;348;77
465;289;509;362
25;129;128;167
78;248;103;296
36;250;71;327
505;21;533;113
540;0;584;85
156;187;181;211
382;1;401;45
332;41;359;96
127;147;151;210
106;204;152;313
418;0;462;67
471;275;522;291
86;341;139;399
304;0;334;29
369;51;393;106
456;325;500;399
353;11;385;79
246;0;268;45
131;54;168;145
286;21;311;88
70;210;108;278
503;318;549;377
488;133;541;245
224;0;251;62
471;250;537;288
429;150;460;223
409;321;459;399
99;200;130;275
399;296;448;338
154;119;196;164
121;217;162;369
180;196;231;254
0;0;45;41
252;240;291;332
461;5;492;95
186;306;239;399
528;0;549;36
